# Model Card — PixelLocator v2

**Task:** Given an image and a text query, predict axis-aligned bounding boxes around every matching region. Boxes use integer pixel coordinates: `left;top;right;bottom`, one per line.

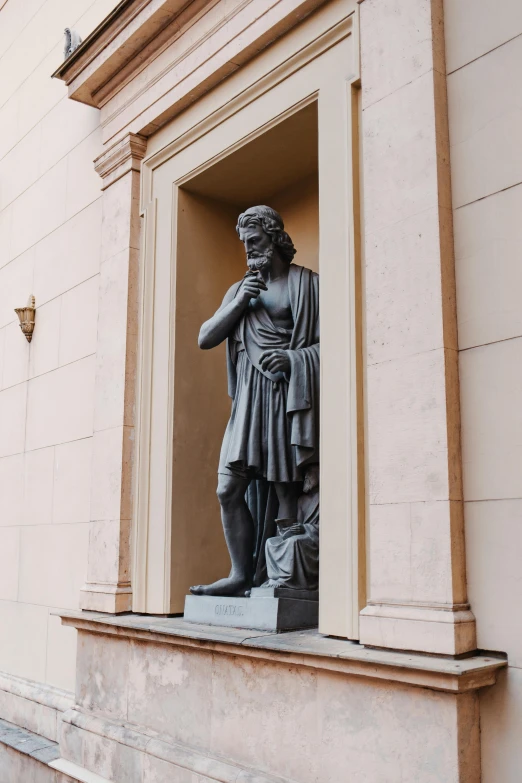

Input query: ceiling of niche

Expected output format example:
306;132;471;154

182;102;318;207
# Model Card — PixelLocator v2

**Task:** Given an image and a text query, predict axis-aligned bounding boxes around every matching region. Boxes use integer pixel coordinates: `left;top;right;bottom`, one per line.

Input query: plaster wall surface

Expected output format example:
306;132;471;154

0;0;119;699
445;1;522;779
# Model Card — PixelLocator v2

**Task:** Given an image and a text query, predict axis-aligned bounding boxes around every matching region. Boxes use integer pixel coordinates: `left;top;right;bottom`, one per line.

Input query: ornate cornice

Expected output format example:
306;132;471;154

51;0;331;143
51;0;180;104
94;132;147;188
50;0;246;106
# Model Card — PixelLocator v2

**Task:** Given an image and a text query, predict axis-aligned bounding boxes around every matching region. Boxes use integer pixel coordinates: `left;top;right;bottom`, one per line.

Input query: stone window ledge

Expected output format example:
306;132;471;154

58;611;506;694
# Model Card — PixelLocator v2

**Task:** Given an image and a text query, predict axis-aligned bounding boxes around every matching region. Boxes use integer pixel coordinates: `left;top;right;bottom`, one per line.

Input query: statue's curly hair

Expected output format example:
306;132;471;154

236;205;296;264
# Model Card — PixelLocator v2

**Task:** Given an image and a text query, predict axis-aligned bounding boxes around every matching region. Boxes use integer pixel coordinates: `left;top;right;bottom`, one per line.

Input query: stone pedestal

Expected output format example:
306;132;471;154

184;590;318;631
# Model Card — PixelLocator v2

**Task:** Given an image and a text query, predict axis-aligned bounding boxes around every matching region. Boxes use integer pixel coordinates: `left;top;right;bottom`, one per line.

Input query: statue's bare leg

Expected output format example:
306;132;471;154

190;474;253;597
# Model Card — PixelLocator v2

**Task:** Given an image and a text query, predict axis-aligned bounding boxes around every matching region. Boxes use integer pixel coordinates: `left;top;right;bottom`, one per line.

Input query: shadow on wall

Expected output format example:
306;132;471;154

480;667;522;782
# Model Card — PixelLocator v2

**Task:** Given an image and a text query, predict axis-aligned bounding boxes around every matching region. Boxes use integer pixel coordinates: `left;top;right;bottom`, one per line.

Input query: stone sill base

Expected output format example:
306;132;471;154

0;716;60;764
0;717;77;782
0;716;106;783
58;610;506;693
360;602;477;656
0;670;73;743
61;707;287;783
55;611;505;783
79;583;132;614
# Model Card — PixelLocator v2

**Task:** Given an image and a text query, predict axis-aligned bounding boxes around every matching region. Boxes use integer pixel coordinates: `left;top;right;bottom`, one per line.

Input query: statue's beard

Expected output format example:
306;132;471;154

247;246;273;272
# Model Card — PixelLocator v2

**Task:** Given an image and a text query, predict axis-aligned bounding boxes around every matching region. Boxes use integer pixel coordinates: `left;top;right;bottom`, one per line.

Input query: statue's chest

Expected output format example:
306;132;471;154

254;280;293;327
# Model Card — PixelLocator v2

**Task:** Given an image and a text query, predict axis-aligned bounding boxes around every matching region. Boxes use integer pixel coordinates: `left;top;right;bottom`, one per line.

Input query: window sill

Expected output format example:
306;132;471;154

58;610;506;694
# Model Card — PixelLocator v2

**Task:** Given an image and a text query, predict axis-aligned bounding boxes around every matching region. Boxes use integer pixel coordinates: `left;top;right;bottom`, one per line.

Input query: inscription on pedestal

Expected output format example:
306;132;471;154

184;594;318;632
215;604;245;617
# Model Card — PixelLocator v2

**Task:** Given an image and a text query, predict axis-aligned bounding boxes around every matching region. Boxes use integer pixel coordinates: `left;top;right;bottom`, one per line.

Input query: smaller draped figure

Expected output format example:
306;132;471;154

263;464;319;592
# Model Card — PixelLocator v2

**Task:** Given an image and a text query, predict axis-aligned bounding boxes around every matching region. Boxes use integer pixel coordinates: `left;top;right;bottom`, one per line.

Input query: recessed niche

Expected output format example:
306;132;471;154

170;101;319;603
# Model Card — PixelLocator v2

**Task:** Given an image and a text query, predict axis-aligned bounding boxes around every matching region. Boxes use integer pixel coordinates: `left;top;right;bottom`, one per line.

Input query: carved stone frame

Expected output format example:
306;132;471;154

133;3;365;638
53;0;475;655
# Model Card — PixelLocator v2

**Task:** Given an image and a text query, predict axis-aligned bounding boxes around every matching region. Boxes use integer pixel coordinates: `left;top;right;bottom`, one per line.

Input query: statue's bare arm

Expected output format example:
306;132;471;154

198;276;267;350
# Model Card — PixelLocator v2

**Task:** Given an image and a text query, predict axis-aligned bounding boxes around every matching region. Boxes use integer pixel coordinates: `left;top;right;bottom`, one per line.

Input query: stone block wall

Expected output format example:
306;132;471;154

444;0;522;779
0;0;118;695
0;0;521;778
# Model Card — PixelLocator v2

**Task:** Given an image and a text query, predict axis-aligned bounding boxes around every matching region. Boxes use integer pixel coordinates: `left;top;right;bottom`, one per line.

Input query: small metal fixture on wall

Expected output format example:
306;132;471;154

15;295;36;343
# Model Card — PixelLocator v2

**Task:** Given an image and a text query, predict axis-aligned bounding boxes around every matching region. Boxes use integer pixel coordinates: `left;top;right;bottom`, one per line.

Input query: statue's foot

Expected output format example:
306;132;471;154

189;577;250;597
260;579;281;588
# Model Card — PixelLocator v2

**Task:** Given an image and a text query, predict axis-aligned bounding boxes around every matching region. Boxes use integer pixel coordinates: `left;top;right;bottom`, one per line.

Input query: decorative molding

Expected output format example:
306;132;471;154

140;12;354;199
51;0;173;98
79;582;132;613
132;8;360;624
174;94;319;188
49;0;305;99
94;0;249;110
51;0;334;143
110;0;340;143
0;670;73;743
360;603;477;657
93;132;147;188
58;708;292;783
366;598;472;611
132;199;157;613
0;671;73;715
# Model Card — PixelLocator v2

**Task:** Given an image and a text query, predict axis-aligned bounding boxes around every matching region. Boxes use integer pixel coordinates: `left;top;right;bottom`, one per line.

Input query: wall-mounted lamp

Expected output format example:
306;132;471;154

15;295;36;343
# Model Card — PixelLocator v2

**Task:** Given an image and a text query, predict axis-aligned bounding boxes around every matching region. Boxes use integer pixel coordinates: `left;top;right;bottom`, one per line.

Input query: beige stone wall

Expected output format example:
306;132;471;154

0;2;519;776
0;0;118;693
445;1;522;779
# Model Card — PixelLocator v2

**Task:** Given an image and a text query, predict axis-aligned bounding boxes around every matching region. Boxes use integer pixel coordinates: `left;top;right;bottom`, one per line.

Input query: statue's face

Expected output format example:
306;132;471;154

239;223;274;271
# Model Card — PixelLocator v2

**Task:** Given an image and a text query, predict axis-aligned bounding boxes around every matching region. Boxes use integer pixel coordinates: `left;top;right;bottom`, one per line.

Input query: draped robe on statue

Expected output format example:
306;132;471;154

218;263;319;584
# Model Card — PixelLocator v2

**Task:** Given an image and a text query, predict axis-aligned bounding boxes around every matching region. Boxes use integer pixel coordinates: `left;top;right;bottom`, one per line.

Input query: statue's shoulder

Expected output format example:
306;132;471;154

290;264;319;283
229;279;243;294
220;279;242;308
290;264;319;288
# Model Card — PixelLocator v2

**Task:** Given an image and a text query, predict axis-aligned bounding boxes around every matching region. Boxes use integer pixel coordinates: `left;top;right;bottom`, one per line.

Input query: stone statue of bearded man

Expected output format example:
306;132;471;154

190;206;320;597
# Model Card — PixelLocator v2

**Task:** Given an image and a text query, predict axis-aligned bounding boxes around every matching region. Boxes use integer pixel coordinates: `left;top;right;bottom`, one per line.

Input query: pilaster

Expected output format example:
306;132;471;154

358;0;476;654
80;133;146;613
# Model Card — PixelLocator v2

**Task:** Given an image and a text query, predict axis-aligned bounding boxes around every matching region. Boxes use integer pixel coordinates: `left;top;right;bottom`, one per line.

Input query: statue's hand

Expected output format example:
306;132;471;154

280;523;306;540
239;273;267;305
259;349;290;374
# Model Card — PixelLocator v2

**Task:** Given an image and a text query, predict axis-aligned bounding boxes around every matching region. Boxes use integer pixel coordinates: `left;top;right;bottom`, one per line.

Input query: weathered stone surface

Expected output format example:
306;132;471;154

60;610;506;693
0;718;75;782
0;671;72;742
54;616;503;783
